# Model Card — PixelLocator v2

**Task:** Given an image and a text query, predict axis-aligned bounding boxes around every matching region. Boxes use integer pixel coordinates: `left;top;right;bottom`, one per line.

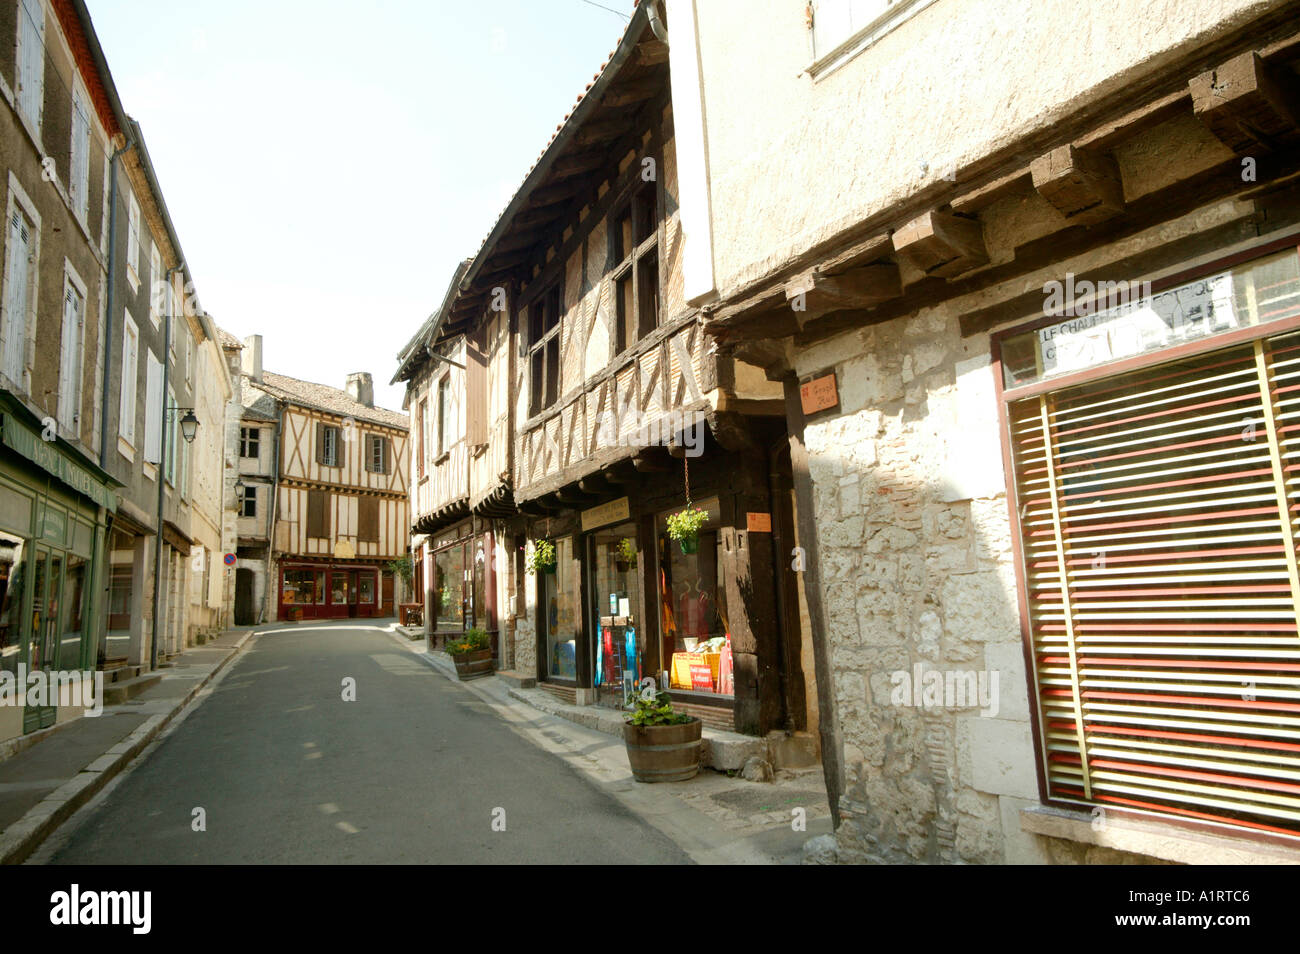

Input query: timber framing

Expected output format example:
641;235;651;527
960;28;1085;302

702;8;1300;369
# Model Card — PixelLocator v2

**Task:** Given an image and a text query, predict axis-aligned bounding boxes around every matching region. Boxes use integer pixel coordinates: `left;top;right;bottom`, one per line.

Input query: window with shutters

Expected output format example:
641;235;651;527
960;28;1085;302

58;268;86;434
240;427;260;459
416;399;427;478
16;0;45;132
358;497;379;543
366;434;388;474
144;351;163;466
528;282;562;418
1001;246;1300;839
436;375;451;457
70;86;91;222
307;490;330;539
611;179;661;356
2;206;36;387
318;424;342;468
127;194;141;291
119;312;139;446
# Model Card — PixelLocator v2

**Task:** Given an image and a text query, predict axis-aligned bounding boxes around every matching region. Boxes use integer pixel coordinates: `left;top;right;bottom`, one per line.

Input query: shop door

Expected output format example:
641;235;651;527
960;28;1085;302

589;523;642;707
328;571;350;619
347;571;359;618
23;547;60;732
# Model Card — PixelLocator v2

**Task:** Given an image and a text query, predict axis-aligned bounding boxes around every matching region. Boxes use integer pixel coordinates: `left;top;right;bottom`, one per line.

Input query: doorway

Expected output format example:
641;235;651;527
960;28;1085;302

588;522;642;707
23;546;60;732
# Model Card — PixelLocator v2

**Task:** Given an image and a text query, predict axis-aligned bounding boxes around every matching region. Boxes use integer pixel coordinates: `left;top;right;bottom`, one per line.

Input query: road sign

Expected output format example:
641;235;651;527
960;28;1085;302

223;552;236;567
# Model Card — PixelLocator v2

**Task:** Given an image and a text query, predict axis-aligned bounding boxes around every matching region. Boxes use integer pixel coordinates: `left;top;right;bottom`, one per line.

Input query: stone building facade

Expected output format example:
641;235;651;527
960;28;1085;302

666;0;1300;862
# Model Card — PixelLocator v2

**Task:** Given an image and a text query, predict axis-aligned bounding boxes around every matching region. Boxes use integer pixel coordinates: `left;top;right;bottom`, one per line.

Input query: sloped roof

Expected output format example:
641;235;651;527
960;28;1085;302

251;371;407;430
217;326;243;350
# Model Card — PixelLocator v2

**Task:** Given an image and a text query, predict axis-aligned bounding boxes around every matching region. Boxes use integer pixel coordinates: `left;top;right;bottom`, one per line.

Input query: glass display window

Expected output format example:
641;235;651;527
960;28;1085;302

655;498;734;697
589;523;642;704
434;543;465;629
0;532;26;675
543;536;579;680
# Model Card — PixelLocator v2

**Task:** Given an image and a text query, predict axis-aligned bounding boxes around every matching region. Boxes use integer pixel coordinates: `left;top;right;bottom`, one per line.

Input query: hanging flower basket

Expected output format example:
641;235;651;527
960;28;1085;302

615;537;637;572
666;507;708;555
526;538;557;574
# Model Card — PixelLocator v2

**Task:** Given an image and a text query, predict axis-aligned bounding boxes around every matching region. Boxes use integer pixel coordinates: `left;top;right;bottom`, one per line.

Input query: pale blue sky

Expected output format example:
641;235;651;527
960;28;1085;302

85;0;637;411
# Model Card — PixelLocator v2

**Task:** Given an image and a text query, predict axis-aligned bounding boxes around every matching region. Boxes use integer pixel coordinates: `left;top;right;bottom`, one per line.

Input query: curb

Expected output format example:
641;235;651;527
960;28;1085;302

0;630;256;866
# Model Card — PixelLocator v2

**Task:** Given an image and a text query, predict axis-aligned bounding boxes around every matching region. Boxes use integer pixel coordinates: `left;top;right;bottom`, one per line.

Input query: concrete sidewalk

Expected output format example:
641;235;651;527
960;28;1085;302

0;626;257;865
385;630;834;864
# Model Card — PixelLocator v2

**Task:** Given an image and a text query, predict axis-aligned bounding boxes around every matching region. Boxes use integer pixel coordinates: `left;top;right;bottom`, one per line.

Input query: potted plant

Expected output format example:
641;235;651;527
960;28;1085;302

623;687;702;782
445;627;493;680
526;538;556;574
615;537;637;572
666;506;708;555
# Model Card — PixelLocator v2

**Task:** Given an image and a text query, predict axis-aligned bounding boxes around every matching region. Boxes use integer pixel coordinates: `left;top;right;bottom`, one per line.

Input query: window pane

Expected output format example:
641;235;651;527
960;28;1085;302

638;250;659;339
59;554;87;669
435;544;464;628
657;498;732;696
0;533;26;675
544;537;578;678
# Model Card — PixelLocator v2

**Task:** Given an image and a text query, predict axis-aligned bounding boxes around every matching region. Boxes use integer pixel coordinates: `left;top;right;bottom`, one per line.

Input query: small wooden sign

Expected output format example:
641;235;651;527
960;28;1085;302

800;372;839;415
746;512;772;532
581;496;631;531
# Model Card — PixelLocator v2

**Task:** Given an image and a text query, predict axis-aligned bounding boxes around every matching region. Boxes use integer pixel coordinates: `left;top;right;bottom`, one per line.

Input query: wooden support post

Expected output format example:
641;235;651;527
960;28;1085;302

891;209;989;279
1030;144;1126;226
1189;50;1300;154
783;262;902;323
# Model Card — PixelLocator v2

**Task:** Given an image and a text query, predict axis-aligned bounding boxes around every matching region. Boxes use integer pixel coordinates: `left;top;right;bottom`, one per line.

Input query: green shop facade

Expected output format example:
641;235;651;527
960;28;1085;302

0;393;117;743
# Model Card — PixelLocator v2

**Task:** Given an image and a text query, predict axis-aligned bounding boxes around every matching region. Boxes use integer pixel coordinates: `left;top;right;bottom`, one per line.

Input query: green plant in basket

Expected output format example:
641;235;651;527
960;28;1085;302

625;688;693;727
666;507;708;554
616;537;637;565
526;538;556;574
446;627;490;656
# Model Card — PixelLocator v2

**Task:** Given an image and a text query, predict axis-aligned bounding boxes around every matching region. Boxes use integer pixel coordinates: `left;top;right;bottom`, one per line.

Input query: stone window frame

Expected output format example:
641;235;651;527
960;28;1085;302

805;0;940;81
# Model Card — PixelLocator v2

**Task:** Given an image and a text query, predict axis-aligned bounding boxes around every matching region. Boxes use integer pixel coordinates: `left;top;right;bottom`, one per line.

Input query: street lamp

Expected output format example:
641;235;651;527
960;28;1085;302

178;408;199;443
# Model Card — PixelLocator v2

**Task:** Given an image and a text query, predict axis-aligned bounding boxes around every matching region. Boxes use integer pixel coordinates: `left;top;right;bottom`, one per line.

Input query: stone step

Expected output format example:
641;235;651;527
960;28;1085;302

102;673;163;706
494;669;536;689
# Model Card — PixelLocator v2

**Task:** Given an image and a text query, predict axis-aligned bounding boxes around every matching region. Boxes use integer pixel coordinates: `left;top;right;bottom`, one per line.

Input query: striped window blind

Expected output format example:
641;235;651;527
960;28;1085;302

1008;251;1300;838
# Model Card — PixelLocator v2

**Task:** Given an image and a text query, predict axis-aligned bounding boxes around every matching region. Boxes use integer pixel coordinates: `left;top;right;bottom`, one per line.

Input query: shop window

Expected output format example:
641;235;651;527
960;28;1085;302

0;533;26;675
528;283;562;418
590;524;643;703
107;563;132;633
359;575;375;604
611;180;661;356
542;537;579;680
1003;247;1300;839
656;498;734;696
434;543;466;630
58;554;87;670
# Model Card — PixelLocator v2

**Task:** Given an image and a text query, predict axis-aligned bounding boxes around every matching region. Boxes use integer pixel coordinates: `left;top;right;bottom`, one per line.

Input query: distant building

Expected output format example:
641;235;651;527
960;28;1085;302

224;332;409;624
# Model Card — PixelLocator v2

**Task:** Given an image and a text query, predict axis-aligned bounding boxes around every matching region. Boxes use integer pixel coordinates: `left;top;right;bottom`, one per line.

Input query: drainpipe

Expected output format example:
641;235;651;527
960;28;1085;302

99;139;134;469
258;399;284;624
149;263;184;670
647;0;668;44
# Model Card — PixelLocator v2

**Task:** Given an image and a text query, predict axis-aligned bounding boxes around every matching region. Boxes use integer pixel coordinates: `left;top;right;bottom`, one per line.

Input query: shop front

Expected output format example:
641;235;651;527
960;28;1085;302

530;431;803;736
427;518;498;654
997;237;1300;839
279;562;381;620
0;394;115;742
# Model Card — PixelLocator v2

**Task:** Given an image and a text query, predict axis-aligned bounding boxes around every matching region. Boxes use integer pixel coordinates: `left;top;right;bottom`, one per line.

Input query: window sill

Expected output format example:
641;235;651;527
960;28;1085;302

806;0;938;82
433;451;450;466
1019;804;1300;864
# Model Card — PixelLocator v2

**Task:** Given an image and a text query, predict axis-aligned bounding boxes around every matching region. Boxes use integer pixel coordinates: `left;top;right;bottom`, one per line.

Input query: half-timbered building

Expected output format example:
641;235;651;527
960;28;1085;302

236;336;409;622
401;2;820;746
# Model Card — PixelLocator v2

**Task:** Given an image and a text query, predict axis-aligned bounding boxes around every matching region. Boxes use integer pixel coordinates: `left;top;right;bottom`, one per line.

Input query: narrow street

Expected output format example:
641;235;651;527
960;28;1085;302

39;624;693;864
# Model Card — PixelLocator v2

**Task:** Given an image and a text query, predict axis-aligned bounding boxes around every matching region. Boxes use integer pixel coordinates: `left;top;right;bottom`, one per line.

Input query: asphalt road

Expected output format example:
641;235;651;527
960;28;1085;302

44;624;694;864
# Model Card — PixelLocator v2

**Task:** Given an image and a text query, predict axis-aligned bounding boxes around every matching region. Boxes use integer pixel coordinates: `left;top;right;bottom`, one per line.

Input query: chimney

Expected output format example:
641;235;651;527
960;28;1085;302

346;372;374;408
241;334;263;383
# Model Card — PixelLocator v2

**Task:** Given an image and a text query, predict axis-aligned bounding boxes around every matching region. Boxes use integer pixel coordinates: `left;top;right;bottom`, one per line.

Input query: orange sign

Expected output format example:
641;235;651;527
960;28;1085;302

746;512;772;532
800;372;838;415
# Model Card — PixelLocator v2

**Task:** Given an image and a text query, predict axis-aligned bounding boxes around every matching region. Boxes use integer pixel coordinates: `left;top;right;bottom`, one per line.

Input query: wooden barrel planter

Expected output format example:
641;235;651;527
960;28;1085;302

451;649;494;680
623;718;702;782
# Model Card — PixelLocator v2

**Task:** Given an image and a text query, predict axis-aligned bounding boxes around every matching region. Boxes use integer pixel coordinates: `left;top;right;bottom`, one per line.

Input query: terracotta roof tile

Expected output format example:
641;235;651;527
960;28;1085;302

251;371;407;431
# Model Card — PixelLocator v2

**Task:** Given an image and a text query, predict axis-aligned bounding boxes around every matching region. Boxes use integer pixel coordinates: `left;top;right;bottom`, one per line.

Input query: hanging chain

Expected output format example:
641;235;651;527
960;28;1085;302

684;454;691;507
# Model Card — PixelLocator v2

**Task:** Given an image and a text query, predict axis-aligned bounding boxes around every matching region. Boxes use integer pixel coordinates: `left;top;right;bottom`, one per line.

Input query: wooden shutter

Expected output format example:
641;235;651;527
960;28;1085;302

144;352;163;463
1009;327;1300;837
358;497;379;543
466;335;487;447
307;490;328;538
17;0;44;127
315;421;324;464
3;210;31;382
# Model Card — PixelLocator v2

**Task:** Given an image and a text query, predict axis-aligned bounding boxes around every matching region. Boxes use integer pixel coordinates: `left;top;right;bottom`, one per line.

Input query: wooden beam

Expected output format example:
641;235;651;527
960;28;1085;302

1030;144;1126;226
601;77;661;109
635;39;669;66
512;206;564;230
526;180;587;210
784;262;901;322
891;209;989;279
550;151;607;180
816;232;894;276
1190;50;1300;153
574;119;628;147
632;448;672;472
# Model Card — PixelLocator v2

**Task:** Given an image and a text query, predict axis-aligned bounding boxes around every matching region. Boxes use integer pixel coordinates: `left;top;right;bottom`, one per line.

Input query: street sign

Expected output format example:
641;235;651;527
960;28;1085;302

223;552;236;567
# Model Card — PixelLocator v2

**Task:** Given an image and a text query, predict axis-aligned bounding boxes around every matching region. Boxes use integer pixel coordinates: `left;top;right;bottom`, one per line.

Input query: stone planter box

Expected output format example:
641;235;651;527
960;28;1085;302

623;718;702;782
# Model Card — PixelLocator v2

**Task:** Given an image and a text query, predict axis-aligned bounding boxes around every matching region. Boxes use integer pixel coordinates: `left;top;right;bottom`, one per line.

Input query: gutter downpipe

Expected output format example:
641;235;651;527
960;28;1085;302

149;263;183;670
258;399;284;625
99;138;133;469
